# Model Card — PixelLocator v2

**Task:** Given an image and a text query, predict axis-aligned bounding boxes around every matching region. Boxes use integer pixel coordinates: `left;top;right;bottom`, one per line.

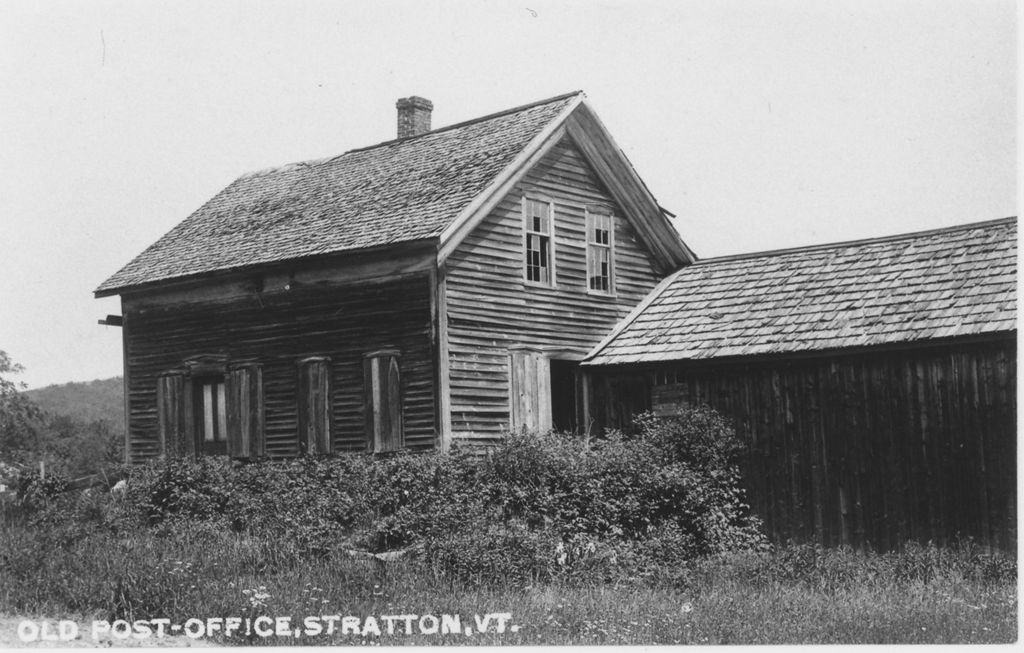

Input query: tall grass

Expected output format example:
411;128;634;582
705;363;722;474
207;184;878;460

0;524;1014;645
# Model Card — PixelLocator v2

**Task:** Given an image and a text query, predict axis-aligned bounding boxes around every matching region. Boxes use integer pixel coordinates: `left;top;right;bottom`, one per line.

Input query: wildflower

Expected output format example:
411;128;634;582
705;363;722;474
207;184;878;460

681;602;693;614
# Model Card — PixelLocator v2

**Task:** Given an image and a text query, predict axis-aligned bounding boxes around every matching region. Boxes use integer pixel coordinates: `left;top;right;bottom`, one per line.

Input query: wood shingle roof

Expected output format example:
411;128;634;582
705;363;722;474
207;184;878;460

96;92;582;295
585;217;1017;365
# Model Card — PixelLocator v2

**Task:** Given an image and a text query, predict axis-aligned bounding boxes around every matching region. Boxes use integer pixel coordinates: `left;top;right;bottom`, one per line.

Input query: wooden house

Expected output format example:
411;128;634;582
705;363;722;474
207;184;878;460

582;218;1017;549
94;92;693;462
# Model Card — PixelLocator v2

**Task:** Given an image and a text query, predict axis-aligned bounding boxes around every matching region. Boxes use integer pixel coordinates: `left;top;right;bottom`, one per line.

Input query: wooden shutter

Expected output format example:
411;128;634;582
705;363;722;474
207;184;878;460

364;352;404;452
298;358;332;455
226;366;264;460
509;349;552;432
156;373;193;457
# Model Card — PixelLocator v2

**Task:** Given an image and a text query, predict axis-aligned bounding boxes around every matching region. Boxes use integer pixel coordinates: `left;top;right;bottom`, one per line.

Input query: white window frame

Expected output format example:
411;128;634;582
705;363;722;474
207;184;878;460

586;207;615;295
522;194;556;286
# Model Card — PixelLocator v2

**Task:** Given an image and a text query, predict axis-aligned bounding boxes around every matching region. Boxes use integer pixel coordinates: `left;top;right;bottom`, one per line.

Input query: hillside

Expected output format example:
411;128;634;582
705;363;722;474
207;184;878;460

25;377;124;432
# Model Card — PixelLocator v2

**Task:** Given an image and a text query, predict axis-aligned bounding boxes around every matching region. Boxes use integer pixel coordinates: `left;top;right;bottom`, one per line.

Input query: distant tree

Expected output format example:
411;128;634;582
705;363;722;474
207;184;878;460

0;350;42;457
25;376;124;432
43;414;122;477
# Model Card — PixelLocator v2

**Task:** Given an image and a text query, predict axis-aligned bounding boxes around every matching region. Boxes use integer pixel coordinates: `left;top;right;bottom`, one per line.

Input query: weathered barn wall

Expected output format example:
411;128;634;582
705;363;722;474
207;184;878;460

589;337;1017;550
443;136;665;444
123;273;436;461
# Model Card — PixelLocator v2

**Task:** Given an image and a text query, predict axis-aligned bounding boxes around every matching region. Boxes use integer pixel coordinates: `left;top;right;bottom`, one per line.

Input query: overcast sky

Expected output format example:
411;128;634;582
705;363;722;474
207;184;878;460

0;0;1016;389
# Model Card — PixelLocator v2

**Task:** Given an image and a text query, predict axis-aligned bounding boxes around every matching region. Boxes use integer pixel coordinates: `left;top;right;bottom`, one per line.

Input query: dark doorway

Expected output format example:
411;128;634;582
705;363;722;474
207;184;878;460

550;359;580;433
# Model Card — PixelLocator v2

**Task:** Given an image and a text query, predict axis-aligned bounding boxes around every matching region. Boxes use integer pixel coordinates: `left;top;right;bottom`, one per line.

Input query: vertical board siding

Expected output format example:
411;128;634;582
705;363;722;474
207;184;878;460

590;338;1016;551
444;137;664;444
363;353;405;453
155;373;190;457
226;366;265;459
125;275;435;462
297;359;332;455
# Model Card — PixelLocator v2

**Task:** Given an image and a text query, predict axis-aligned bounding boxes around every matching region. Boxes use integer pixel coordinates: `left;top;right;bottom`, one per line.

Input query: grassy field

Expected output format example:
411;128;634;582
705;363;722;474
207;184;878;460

0;423;1016;646
0;523;1015;646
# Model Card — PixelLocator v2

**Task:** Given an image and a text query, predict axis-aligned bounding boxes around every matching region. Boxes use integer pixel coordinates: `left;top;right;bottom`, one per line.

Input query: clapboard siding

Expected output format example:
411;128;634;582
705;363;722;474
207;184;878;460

444;136;665;442
124;274;435;462
590;337;1017;551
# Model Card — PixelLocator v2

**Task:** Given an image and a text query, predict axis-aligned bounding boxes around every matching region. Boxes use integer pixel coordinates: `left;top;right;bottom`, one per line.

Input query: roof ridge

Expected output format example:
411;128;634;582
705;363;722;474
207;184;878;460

347;90;585;152
693;216;1017;266
240;91;585;180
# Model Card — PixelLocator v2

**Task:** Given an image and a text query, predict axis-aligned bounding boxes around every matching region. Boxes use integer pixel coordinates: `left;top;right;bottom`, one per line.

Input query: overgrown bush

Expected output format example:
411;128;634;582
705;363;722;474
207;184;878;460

10;466;71;513
477;408;767;559
6;406;768;586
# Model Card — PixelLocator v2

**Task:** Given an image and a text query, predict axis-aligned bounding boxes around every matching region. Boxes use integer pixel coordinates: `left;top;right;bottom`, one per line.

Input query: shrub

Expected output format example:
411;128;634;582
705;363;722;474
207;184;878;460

475;408;767;559
11;467;71;513
12;404;767;587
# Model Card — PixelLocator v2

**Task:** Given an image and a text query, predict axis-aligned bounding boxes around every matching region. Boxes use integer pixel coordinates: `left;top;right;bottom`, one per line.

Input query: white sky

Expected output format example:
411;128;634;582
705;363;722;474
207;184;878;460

0;0;1017;389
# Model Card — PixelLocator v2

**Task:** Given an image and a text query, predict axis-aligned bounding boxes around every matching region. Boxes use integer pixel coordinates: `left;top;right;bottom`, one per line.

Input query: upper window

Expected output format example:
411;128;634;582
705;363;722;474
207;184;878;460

523;197;554;285
587;209;614;294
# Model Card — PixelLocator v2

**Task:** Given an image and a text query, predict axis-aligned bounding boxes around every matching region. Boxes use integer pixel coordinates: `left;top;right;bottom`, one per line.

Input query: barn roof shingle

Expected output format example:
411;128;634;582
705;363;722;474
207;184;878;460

96;91;582;295
585;217;1017;365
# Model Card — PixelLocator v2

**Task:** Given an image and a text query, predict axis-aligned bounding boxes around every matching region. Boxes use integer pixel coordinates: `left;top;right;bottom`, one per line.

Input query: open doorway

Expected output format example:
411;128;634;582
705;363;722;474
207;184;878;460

550;359;580;433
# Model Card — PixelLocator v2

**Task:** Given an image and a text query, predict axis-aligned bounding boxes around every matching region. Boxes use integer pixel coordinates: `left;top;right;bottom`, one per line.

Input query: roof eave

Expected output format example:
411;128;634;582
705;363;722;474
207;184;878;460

565;99;695;271
94;237;440;299
584;329;1019;368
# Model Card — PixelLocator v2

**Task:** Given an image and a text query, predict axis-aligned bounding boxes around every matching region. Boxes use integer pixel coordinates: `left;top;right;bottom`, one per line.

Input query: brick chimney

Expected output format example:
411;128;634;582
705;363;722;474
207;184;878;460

396;96;433;139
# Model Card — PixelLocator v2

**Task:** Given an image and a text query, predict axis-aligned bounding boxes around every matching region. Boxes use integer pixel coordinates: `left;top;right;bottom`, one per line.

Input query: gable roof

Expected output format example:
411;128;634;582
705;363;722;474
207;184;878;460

96;92;580;295
96;91;693;296
584;217;1017;366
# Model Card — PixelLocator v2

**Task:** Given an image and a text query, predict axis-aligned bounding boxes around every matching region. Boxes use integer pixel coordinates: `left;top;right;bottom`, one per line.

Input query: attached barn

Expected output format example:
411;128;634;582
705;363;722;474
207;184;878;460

583;218;1017;550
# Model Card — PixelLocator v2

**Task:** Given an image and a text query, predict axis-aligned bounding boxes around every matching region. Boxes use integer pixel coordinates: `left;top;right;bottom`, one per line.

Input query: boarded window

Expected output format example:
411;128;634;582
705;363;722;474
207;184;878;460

523;197;554;284
587;209;614;293
156;373;193;457
298;358;332;455
509;348;552;432
226;366;265;459
364;351;403;452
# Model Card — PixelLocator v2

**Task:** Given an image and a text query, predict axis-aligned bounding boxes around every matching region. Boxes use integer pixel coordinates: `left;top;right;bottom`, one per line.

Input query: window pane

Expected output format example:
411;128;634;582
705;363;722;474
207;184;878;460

589;245;610;292
526;233;550;283
524;199;553;284
538;236;549;283
590;213;610;244
203;383;215;441
526;234;538;281
526;199;549;233
216;382;227;442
